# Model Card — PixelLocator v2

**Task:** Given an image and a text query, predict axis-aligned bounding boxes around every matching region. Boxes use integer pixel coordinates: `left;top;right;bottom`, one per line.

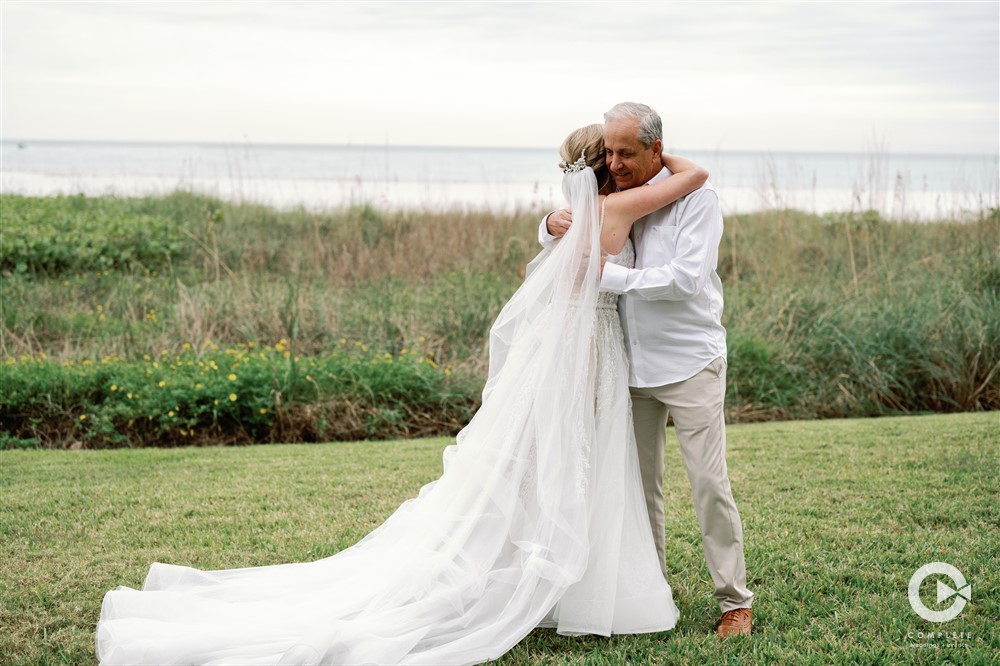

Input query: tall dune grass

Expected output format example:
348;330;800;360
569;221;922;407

1;192;996;446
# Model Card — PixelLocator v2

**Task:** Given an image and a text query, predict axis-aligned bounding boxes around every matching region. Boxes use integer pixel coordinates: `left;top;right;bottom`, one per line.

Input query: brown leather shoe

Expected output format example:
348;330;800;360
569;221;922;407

716;607;752;638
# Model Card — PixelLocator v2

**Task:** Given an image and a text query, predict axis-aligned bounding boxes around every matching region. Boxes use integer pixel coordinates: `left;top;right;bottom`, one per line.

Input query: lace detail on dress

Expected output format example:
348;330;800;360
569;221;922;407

543;230;678;638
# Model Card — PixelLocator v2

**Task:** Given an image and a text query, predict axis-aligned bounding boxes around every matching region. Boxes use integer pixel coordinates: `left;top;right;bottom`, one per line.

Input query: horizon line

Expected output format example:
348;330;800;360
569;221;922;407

2;137;997;160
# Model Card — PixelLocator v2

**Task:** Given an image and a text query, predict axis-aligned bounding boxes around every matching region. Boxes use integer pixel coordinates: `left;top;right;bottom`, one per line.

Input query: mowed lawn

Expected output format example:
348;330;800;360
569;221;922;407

2;413;997;665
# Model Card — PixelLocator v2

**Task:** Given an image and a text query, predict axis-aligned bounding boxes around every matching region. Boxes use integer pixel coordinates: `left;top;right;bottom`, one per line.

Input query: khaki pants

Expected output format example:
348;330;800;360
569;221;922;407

630;356;754;612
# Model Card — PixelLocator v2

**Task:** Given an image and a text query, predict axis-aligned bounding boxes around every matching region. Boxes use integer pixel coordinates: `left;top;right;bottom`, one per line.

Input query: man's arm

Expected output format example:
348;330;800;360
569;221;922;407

537;214;556;248
601;188;722;300
538;209;573;249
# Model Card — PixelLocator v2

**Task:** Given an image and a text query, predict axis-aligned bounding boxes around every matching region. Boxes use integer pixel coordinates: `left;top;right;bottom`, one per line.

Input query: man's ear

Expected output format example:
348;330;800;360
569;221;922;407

651;139;663;160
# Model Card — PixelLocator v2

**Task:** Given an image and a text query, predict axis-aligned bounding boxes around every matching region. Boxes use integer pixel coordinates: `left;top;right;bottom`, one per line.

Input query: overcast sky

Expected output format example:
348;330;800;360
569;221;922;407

2;1;997;154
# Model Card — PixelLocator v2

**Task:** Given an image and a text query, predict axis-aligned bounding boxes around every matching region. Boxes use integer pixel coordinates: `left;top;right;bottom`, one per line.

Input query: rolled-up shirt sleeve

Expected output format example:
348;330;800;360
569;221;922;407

602;189;722;301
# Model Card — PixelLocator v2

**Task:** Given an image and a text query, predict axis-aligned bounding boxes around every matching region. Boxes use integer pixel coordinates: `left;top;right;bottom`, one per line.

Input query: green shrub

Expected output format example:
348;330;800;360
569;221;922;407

1;343;478;448
0;194;186;275
2;193;996;444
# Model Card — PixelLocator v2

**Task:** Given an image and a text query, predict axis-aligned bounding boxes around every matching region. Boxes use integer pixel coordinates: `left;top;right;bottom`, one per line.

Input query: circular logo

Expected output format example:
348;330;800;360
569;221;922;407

908;562;971;623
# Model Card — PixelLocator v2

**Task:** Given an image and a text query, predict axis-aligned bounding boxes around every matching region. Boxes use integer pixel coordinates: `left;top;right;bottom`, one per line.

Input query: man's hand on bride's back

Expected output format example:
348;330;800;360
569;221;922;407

546;209;573;238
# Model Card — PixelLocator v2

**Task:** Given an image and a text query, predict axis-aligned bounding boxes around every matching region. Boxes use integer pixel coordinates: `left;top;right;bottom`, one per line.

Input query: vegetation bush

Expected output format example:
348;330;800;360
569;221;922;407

1;194;186;275
1;193;996;446
2;343;476;448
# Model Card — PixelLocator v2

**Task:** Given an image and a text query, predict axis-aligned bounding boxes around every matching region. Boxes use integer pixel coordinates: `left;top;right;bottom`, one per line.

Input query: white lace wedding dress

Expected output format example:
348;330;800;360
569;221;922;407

95;169;678;665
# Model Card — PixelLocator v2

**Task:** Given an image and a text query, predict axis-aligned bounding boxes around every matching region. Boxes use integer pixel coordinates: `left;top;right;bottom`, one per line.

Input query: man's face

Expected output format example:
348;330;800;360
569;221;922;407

604;118;662;190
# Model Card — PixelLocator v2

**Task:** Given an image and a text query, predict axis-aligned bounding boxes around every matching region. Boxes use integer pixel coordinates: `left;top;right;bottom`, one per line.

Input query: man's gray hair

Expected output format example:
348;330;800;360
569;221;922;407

604;102;662;148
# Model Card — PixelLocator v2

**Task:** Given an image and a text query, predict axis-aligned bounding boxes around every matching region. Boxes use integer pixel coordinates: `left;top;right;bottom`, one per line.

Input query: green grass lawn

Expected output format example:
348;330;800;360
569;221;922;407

2;413;997;664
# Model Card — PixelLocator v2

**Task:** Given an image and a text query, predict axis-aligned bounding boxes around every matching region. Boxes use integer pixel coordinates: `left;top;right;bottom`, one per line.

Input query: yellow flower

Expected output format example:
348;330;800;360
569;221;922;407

195;383;203;389
228;374;237;381
158;381;166;388
110;385;118;392
79;414;87;421
259;408;268;414
143;354;151;361
98;314;106;321
127;392;133;399
214;399;219;406
168;411;175;417
229;393;237;402
182;343;191;350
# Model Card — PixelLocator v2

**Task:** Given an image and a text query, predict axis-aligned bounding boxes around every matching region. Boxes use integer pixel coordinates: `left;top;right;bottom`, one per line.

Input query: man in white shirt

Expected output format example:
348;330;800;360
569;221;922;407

539;102;754;638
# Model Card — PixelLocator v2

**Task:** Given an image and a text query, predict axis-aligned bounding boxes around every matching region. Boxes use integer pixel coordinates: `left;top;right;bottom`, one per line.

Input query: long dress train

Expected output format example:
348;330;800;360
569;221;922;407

95;168;678;665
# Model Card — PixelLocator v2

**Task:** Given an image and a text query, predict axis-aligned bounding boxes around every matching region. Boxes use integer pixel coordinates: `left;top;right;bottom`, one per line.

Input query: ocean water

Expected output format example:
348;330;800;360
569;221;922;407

2;140;996;219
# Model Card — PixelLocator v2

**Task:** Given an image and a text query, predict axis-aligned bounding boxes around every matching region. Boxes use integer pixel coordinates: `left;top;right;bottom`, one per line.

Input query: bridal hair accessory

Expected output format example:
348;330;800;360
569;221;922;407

560;151;588;174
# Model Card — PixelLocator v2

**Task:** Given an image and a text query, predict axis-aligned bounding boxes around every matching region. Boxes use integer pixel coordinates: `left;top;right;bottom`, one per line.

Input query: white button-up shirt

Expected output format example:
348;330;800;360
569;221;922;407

539;167;727;387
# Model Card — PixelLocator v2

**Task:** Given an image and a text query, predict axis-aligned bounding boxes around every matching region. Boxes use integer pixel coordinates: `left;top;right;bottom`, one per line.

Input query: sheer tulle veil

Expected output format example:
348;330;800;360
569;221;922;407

484;164;601;404
95;168;616;665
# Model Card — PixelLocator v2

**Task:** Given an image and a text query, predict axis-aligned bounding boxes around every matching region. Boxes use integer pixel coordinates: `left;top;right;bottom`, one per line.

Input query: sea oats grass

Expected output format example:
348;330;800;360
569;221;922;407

2;194;996;446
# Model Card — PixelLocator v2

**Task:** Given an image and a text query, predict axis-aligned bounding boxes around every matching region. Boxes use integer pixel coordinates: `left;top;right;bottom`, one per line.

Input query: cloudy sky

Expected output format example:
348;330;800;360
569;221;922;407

2;1;997;154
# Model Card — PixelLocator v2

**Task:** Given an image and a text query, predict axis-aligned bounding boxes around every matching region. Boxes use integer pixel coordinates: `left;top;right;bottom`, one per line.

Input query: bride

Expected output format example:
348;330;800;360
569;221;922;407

95;126;708;665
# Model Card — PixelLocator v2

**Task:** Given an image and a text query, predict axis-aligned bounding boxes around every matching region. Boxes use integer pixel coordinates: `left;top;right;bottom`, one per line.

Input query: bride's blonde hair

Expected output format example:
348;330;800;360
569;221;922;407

560;124;611;192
